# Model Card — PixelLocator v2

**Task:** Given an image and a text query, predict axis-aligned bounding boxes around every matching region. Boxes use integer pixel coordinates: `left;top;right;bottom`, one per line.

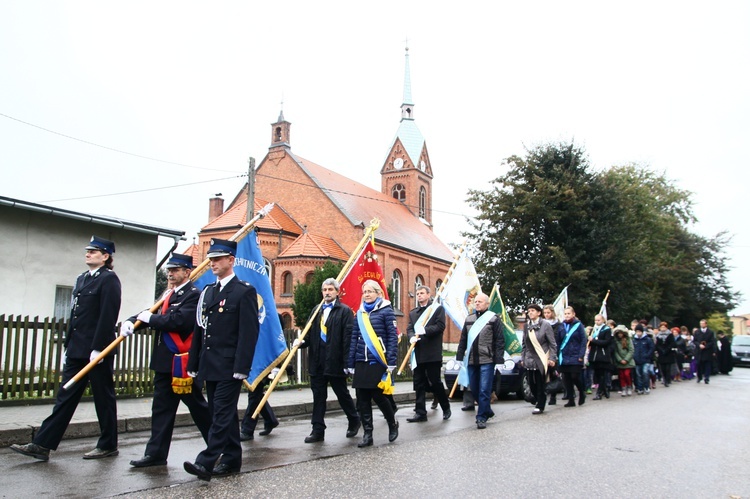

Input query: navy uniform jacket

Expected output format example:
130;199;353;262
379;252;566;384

301;300;353;377
129;283;200;373
406;300;446;364
65;267;121;359
188;276;258;381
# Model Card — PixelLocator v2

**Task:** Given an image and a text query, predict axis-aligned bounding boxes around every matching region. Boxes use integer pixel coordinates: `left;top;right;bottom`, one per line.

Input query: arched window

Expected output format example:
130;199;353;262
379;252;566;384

391;269;402;310
419;186;426;218
435;279;443;294
415;275;424;293
282;271;293;295
391;184;406;202
275;126;282;142
305;272;314;284
263;258;273;282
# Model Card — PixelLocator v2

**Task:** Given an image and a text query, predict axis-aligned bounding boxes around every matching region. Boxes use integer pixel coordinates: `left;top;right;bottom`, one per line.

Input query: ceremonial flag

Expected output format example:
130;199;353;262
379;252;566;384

438;251;481;330
338;239;389;312
195;231;288;389
488;283;523;355
598;290;610;321
552;286;569;322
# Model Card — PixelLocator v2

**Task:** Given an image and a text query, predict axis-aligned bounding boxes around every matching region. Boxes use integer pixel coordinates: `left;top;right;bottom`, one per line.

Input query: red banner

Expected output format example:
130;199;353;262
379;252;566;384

338;240;389;311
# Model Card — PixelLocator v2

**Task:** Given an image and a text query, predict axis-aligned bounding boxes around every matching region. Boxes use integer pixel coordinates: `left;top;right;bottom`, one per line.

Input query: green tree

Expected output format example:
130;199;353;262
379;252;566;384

290;261;344;328
706;312;732;337
466;142;738;327
155;268;168;299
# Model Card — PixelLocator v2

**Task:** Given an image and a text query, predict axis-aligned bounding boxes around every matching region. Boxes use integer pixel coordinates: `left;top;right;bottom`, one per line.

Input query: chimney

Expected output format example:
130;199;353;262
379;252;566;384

208;194;224;223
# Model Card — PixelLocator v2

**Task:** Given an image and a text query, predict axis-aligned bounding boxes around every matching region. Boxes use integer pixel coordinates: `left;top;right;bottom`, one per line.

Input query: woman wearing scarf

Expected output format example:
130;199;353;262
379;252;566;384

347;279;399;447
555;307;587;407
542;305;563;405
589;314;614;399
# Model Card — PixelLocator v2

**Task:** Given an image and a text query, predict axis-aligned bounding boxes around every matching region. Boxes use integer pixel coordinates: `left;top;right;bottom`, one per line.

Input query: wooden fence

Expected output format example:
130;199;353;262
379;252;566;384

0;314;412;403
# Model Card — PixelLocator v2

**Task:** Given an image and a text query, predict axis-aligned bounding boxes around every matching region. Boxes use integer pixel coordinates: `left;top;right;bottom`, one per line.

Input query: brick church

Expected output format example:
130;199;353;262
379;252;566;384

186;48;459;342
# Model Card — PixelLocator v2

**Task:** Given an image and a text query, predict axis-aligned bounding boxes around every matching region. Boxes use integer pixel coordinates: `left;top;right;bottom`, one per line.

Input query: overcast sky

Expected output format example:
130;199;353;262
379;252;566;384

1;1;748;315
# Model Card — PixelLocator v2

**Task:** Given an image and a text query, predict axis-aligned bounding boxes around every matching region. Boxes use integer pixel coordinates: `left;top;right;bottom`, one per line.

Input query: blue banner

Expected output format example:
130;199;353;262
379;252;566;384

194;231;289;389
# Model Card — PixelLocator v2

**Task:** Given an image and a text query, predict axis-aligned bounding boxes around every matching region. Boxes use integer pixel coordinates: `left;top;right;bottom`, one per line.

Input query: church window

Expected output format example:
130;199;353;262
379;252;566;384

419;186;426;218
282;271;293;296
392;184;406;202
275;126;282;142
305;272;314;284
391;269;402;310
415;275;424;294
435;279;443;293
263;258;273;282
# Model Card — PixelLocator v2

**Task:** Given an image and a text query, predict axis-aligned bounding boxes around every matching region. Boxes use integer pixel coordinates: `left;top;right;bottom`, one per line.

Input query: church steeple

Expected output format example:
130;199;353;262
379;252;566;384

401;45;414;121
270;106;291;150
381;45;434;227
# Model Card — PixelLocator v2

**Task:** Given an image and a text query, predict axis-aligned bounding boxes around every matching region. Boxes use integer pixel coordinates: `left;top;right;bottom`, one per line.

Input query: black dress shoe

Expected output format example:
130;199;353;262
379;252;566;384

10;443;50;461
83;448;119;460
130;455;167;468
258;420;279;436
406;415;428;423
304;432;325;443
346;420;361;438
443;409;452;420
183;461;211;482
431;399;439;410
212;463;241;476
388;420;399;442
358;433;373;448
240;432;254;441
461;406;475;411
564;401;576;407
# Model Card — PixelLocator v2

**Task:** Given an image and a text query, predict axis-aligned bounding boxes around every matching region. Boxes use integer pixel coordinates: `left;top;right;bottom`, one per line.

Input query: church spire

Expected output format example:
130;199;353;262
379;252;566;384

401;44;414;121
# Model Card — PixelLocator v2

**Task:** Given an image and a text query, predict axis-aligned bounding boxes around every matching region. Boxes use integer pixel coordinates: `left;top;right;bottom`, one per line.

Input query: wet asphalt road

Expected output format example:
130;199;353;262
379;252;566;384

3;368;750;498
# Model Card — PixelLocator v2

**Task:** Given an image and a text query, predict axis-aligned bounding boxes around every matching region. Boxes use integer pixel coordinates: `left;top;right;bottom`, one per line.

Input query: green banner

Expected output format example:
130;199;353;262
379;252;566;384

488;284;523;355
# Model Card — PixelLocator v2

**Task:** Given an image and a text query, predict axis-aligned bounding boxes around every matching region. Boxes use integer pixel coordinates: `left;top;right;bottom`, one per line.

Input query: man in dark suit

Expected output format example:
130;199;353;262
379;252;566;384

406;285;451;422
121;252;211;468
184;238;258;481
297;278;359;443
11;236;121;461
694;319;716;384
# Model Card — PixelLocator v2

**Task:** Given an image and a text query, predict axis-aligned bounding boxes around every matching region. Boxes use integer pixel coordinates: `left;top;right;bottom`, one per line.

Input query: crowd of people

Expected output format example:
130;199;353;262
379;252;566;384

520;304;736;415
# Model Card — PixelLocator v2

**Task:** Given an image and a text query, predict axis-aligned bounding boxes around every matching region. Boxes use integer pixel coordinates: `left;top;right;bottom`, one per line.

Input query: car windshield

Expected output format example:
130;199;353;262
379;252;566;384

733;336;750;346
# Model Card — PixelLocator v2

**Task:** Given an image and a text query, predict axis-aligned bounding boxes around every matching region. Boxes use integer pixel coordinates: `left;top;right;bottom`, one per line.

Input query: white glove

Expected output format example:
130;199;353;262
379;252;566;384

455;360;463;368
387;365;396;373
268;367;280;379
233;372;248;380
187;371;197;378
346;368;355;375
90;350;104;364
137;310;153;324
120;320;134;337
495;364;503;373
292;338;304;348
409;336;420;345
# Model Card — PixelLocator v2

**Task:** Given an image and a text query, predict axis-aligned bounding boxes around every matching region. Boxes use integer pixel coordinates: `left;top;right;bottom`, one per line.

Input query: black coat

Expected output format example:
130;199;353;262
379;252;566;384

588;325;614;368
655;331;676;363
456;310;505;366
302;299;353;377
188;276;258;381
693;328;716;362
129;282;200;373
65;267;121;359
406;300;446;364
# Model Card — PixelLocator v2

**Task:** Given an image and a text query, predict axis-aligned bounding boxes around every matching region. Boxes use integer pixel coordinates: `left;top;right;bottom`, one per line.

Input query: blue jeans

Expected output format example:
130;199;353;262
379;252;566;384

468;363;495;422
634;363;650;391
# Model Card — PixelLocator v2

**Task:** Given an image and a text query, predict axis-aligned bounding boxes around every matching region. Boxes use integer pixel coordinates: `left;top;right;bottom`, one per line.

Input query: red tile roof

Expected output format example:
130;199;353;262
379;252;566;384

277;232;349;260
202;196;302;235
292;154;454;262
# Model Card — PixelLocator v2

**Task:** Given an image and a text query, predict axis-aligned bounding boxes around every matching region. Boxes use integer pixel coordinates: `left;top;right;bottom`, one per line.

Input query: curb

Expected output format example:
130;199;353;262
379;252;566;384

1;391;416;447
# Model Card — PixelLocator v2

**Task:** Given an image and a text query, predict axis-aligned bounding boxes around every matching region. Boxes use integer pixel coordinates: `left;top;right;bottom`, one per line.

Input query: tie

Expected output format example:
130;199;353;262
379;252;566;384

160;290;174;314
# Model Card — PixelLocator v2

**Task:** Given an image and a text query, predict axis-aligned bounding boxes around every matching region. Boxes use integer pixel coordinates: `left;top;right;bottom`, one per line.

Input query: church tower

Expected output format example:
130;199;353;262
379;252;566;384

380;45;434;226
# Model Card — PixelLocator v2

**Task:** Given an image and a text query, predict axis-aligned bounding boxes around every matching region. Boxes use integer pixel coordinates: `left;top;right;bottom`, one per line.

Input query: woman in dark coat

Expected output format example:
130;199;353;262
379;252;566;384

655;322;676;386
717;332;734;374
348;279;399;447
555;306;587;407
589;314;614;399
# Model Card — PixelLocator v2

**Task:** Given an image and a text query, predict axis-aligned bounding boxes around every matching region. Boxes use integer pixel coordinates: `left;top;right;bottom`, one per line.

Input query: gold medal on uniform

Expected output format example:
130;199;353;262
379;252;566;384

219;299;226;313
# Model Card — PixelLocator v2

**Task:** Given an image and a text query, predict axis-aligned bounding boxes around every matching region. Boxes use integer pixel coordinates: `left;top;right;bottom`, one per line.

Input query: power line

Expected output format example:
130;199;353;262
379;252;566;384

42;175;243;203
0;111;240;173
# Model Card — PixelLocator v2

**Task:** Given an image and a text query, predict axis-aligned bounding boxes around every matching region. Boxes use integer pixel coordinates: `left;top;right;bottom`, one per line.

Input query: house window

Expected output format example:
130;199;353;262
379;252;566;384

419;187;426;218
282;271;293;295
392;184;406;202
54;285;73;320
391;269;402;310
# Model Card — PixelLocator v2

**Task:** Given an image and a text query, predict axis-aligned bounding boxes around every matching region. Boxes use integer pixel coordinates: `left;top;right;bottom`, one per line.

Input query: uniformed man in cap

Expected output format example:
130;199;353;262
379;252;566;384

11;236;121;461
121;252;212;468
183;238;259;481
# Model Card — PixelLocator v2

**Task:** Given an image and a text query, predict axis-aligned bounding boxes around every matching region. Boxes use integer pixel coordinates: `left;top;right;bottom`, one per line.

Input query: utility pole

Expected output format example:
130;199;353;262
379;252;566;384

247;156;255;222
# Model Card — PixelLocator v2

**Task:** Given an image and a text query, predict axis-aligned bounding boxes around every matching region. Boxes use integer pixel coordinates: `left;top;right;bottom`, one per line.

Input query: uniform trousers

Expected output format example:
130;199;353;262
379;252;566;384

526;368;547;411
196;379;242;471
34;356;117;451
145;372;211;459
241;380;278;435
412;361;450;416
309;374;358;433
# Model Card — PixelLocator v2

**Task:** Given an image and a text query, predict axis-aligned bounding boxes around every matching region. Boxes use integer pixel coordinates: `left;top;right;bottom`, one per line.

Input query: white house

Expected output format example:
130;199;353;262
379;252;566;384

0;196;184;322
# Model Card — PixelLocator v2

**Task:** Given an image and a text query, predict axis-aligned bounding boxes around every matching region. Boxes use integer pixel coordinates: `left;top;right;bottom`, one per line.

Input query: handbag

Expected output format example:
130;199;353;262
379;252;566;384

545;376;564;395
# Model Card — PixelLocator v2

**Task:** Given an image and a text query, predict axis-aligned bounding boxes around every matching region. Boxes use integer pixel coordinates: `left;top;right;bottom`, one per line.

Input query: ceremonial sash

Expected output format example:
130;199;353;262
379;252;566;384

160;292;194;394
457;311;494;388
356;309;394;395
558;321;581;364
410;301;438;370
